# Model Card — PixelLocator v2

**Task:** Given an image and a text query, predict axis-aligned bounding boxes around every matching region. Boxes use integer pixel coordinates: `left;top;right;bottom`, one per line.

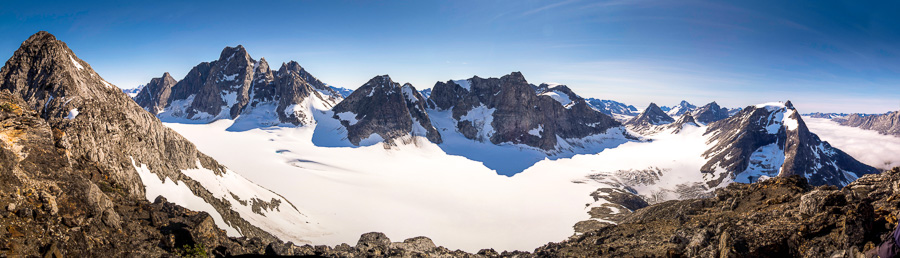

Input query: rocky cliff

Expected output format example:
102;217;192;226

428;72;623;151
133;72;176;114
702;101;877;187
331;75;442;146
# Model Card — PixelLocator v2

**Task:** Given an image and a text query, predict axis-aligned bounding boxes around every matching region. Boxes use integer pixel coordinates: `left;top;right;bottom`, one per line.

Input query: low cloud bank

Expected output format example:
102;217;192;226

804;117;900;170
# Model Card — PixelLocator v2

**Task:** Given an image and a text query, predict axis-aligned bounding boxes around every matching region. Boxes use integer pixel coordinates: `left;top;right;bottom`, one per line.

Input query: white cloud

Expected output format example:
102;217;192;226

804;117;900;170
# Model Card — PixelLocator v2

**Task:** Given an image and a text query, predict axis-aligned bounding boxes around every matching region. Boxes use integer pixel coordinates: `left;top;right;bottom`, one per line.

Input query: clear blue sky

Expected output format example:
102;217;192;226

2;0;898;113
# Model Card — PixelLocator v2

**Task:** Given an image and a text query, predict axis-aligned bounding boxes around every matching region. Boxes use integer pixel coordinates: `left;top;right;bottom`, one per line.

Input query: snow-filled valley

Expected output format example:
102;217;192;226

161;113;727;252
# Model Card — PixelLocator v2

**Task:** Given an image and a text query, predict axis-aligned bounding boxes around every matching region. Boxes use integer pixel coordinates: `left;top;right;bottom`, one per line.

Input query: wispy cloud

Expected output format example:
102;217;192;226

522;0;582;16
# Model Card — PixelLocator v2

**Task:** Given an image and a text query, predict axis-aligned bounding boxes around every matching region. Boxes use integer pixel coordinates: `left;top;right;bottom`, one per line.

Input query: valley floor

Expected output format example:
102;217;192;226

163;119;726;252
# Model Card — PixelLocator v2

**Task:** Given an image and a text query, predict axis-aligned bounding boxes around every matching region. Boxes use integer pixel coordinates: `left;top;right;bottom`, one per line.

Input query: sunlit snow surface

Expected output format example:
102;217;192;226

163;116;718;252
804;117;900;169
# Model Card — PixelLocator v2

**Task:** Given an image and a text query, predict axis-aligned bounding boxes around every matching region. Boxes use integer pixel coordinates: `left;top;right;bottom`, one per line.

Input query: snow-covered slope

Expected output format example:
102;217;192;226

666;100;696;117
585;98;638;122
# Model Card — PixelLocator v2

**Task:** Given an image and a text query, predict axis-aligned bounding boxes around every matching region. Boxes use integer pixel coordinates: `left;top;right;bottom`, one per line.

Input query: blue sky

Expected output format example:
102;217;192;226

1;0;898;113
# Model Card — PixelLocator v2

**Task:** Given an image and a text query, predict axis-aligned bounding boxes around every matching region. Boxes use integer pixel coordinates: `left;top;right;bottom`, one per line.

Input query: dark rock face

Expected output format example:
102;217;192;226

428;72;623;151
691;101;730;124
132;72;176;114
837;111;900;136
0;31;310;256
535;168;900;257
331;75;442;146
137;46;341;126
625;103;675;135
702;101;877;186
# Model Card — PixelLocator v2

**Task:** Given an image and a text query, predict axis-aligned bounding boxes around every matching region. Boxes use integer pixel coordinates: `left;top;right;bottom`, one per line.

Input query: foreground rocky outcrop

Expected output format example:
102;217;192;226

539;167;900;257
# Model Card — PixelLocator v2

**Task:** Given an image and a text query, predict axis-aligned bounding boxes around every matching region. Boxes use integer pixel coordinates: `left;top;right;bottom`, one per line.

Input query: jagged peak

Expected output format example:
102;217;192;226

675;113;698;124
23;31;59;46
503;71;527;83
366;74;397;87
218;45;250;62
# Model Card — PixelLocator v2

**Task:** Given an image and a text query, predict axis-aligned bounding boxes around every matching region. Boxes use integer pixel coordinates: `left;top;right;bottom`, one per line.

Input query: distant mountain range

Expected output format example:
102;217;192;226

131;45;877;188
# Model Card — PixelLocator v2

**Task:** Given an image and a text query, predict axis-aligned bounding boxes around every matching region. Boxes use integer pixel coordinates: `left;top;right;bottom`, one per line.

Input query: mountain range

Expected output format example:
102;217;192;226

1;31;893;256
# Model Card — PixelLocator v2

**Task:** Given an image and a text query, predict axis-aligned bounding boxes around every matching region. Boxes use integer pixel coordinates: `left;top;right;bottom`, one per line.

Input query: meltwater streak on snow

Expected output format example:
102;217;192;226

804;117;900;169
164;119;603;252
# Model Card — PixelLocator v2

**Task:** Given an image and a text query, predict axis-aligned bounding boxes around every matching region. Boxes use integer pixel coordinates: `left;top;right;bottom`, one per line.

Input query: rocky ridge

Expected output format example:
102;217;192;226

137;45;342;127
837;111;900;137
427;72;624;151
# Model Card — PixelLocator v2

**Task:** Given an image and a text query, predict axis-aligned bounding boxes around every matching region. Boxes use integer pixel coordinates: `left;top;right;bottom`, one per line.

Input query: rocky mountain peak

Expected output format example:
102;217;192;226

667;100;697;117
427;72;624;151
701;101;876;186
332;75;442;146
136;45;341;127
1;31;122;118
133;72;177;114
691;101;730;124
625;103;676;135
218;45;250;62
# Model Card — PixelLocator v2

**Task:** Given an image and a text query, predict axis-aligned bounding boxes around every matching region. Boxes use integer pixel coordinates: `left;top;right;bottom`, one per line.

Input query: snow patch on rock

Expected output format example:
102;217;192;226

69;55;83;70
66;108;79;120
